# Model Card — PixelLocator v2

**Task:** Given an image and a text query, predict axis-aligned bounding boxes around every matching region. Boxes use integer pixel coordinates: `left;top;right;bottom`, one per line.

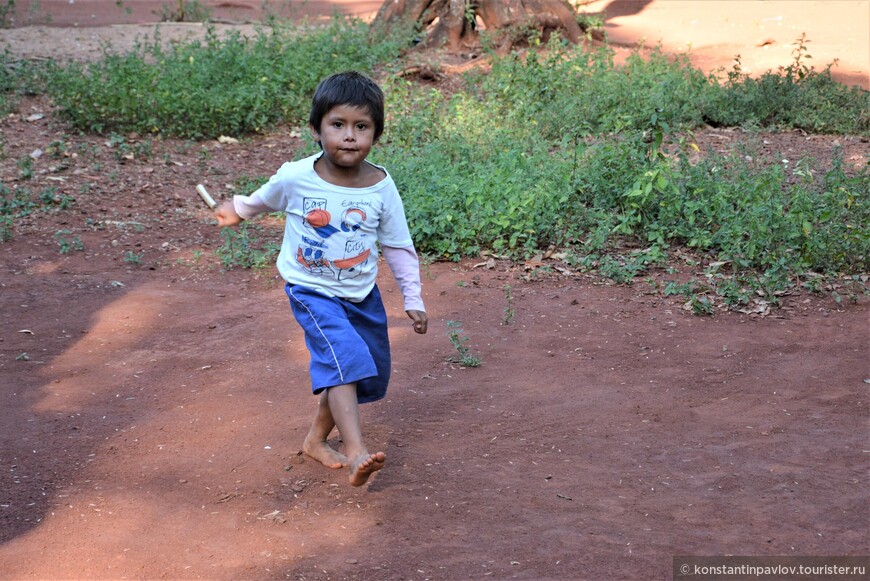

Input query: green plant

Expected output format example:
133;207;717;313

463;0;475;26
108;132;133;160
123;251;143;264
47;17;412;139
704;34;870;134
664;280;698;297
38;187;73;209
502;284;515;325
419;253;435;281
1;49;55;115
45;138;69;158
714;277;751;308
233;174;269;195
597;255;640;284
0;215;12;241
135;139;153;159
54;229;84;253
197;146;211;168
1;184;77;241
446;320;481;367
687;294;715;316
17;156;33;180
216;223;280;269
576;12;605;41
1;184;37;219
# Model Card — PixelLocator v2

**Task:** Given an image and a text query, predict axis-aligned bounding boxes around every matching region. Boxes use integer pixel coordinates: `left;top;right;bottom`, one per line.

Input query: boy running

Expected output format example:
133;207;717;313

215;71;427;486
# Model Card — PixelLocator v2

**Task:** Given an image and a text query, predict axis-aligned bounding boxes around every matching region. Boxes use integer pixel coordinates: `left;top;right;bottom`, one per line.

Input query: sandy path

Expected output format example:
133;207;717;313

0;0;867;88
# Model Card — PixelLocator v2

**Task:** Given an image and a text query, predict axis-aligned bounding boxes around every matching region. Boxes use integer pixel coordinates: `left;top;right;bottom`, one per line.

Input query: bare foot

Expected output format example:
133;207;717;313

349;451;385;486
302;438;348;469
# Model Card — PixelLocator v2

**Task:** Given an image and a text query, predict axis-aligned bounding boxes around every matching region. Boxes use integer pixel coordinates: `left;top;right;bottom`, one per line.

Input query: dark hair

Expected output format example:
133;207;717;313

309;71;385;142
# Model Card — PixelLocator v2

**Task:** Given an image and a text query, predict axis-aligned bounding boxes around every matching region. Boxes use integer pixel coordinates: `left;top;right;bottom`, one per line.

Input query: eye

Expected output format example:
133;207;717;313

332;121;343;128
356;123;368;130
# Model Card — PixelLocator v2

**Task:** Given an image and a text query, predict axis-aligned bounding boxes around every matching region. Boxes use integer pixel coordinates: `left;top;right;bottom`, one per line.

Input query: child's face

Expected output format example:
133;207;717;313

310;104;377;170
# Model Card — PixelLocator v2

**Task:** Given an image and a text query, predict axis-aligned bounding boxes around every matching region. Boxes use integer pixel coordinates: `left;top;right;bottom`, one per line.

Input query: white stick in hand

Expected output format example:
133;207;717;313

196;184;217;209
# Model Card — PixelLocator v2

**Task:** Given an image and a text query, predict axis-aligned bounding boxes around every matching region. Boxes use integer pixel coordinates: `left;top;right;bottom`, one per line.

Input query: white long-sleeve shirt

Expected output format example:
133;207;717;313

233;153;425;312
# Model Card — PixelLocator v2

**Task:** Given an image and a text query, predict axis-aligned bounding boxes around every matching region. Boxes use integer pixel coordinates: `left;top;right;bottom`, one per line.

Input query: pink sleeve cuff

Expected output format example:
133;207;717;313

233;192;275;220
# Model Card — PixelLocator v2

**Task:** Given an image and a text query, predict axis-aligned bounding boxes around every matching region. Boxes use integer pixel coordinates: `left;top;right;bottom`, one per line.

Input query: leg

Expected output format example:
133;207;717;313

302;390;348;469
326;383;385;486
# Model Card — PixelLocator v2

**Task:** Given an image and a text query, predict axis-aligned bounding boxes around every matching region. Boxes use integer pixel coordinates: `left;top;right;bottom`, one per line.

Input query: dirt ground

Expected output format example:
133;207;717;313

0;2;868;580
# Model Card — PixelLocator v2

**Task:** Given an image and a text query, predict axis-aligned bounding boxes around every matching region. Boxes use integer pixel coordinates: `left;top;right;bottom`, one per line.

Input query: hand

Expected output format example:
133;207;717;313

215;200;242;227
406;310;427;334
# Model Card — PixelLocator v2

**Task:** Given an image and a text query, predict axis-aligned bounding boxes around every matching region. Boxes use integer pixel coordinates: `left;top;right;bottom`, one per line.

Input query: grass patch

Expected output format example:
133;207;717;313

216;222;280;270
45;16;412;139
0;184;74;241
0;49;54;115
2;19;866;309
376;35;868;305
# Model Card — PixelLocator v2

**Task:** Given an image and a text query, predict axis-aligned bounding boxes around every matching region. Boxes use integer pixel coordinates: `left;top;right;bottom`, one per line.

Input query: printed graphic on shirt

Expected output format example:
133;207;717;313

303;197;339;238
340;207;366;232
298;197;371;281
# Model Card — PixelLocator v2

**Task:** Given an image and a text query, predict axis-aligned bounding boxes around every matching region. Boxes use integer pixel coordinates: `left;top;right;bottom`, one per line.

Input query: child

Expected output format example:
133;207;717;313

215;71;428;486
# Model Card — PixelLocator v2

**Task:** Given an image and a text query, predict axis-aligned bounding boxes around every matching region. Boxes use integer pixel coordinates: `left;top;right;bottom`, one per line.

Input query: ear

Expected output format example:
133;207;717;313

309;123;321;142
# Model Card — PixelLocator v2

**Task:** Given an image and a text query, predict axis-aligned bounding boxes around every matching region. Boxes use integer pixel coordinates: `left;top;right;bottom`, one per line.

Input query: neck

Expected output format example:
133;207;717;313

314;155;381;188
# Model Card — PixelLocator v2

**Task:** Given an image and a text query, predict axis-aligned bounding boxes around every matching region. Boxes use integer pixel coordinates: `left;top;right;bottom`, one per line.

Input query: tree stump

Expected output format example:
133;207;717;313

374;0;582;51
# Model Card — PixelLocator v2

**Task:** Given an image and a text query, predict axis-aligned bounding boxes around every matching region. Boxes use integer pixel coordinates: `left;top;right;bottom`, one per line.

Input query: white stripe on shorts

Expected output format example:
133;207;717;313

288;287;344;384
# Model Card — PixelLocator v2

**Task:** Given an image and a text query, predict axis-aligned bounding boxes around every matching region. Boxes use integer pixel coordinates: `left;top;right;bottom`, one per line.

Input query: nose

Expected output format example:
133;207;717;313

343;126;356;141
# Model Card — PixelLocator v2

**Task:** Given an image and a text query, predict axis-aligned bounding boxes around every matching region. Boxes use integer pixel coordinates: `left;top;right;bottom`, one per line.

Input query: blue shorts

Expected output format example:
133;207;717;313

285;283;391;404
